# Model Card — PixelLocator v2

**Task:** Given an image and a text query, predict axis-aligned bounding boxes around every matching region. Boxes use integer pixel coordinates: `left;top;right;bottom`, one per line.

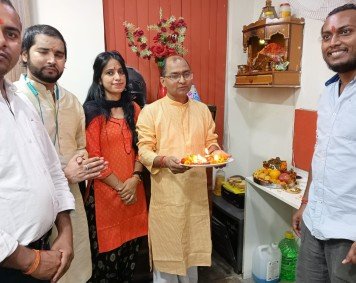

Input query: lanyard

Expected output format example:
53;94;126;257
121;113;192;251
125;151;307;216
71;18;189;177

25;75;60;147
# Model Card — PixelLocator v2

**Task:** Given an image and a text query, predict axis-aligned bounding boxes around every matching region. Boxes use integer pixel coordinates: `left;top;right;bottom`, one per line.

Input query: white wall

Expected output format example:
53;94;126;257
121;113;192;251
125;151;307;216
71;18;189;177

296;16;334;109
30;0;105;103
224;0;333;178
223;0;254;177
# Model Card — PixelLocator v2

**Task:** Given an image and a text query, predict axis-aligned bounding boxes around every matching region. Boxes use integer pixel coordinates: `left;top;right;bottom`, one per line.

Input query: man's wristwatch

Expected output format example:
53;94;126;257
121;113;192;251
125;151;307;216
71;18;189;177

133;171;143;181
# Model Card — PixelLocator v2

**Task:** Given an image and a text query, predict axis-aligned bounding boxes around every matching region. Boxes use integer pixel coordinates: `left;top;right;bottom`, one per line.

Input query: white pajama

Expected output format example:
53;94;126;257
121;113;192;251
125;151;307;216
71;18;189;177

153;267;198;283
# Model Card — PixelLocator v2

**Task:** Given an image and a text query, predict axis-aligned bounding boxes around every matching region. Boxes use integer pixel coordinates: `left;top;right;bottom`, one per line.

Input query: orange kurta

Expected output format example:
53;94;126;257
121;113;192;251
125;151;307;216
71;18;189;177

86;103;148;253
137;96;219;275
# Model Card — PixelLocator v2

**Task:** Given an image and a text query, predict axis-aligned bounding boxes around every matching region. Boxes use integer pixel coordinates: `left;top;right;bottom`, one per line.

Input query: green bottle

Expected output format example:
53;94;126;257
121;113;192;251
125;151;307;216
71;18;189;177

278;231;299;281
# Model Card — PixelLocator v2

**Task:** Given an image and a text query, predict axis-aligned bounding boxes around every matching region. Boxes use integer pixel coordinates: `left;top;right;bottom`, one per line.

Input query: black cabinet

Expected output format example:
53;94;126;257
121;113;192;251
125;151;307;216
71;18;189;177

212;196;244;274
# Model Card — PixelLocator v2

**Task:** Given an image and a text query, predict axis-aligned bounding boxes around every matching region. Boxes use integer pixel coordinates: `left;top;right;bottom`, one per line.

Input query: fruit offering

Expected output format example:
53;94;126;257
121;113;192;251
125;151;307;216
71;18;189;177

263;157;287;171
253;157;297;189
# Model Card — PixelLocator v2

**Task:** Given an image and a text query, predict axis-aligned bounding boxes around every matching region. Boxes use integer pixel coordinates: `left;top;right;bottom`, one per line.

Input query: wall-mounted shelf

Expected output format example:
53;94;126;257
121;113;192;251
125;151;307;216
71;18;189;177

235;17;305;88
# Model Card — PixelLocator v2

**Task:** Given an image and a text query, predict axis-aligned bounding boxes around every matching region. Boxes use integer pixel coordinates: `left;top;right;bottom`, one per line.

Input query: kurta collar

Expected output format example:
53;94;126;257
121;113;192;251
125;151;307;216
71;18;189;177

4;79;18;96
164;94;190;107
325;73;356;86
21;74;60;101
325;74;339;86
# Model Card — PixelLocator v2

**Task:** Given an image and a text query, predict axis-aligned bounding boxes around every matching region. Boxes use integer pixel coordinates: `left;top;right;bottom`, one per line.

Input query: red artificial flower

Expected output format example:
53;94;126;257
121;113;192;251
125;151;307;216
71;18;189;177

176;18;186;28
161;27;167;32
167;47;176;56
150;44;176;60
133;29;144;37
169;22;176;30
149;44;167;59
140;43;147;50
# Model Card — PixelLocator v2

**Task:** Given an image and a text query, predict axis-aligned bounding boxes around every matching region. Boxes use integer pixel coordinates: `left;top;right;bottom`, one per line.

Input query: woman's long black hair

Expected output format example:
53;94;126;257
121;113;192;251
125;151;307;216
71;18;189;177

84;51;138;152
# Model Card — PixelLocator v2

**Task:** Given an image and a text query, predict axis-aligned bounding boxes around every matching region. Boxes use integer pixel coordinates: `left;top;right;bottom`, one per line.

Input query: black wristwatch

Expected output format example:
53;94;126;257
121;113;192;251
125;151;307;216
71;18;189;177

133;171;143;181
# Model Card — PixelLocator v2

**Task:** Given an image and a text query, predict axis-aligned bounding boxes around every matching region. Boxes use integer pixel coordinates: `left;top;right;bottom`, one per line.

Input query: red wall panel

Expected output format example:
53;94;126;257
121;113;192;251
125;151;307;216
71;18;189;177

293;109;317;171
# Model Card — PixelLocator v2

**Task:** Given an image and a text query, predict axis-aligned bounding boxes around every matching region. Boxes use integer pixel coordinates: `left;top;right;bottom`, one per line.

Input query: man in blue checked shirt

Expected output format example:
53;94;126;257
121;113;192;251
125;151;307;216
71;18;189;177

292;3;356;283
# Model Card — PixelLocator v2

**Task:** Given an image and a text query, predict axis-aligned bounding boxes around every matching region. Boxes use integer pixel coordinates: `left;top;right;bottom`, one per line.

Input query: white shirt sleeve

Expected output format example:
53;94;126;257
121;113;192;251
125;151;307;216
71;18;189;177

0;229;18;263
44;129;75;213
1;82;75;251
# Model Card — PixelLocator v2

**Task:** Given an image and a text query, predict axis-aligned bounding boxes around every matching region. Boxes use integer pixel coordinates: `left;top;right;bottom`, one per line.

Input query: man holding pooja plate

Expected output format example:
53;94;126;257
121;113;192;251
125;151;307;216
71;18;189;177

137;55;228;283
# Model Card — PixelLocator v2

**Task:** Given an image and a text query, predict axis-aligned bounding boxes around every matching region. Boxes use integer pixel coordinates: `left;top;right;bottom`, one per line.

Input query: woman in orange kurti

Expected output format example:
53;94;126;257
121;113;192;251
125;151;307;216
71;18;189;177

83;51;148;282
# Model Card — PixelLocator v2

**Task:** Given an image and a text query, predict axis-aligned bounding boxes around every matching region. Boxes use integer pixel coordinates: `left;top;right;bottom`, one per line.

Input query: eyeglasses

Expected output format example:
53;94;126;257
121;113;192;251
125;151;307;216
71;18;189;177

164;71;193;82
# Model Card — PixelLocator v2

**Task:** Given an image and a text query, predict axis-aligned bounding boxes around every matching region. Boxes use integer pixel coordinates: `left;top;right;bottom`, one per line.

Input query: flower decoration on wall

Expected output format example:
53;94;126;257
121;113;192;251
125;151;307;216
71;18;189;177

123;8;188;68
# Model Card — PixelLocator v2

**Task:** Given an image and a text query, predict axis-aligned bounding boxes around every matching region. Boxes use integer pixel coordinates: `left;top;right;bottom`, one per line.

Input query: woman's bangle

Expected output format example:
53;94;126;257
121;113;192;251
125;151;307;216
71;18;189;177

160;156;166;168
24;249;41;275
301;197;308;205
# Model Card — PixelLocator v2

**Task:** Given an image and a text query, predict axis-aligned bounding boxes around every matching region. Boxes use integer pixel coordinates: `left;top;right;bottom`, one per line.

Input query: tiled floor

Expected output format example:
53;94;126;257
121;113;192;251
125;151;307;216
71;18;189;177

198;251;252;283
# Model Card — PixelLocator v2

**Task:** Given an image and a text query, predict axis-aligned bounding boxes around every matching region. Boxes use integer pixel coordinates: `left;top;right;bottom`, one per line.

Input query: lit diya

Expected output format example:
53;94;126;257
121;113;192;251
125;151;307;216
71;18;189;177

181;149;231;166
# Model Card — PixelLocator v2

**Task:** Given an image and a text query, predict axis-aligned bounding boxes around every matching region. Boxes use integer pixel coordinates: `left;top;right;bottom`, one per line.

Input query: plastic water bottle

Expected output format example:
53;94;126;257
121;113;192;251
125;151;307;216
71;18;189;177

252;243;281;283
279;231;299;281
213;169;225;196
187;84;201;101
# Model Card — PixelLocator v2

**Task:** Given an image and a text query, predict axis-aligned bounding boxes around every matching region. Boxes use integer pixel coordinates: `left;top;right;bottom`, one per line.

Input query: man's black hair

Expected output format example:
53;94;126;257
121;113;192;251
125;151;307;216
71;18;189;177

0;0;16;10
327;3;356;18
21;24;67;66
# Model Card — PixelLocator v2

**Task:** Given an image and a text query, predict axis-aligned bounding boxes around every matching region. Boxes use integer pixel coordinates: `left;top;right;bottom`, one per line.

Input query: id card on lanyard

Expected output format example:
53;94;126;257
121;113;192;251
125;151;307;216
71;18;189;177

25;75;60;147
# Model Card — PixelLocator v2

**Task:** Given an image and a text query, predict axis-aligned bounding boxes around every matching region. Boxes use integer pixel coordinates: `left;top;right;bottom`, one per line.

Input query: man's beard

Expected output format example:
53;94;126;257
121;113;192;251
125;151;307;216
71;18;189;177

325;56;356;73
27;60;63;83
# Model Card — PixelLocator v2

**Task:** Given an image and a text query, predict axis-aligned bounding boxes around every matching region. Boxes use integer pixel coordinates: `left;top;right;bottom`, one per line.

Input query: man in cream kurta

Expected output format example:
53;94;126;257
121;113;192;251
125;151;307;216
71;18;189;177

137;55;227;282
14;25;106;283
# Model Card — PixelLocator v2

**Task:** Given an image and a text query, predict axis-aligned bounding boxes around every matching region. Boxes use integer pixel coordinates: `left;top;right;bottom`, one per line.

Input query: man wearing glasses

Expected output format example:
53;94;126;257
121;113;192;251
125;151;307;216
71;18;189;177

137;55;227;282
